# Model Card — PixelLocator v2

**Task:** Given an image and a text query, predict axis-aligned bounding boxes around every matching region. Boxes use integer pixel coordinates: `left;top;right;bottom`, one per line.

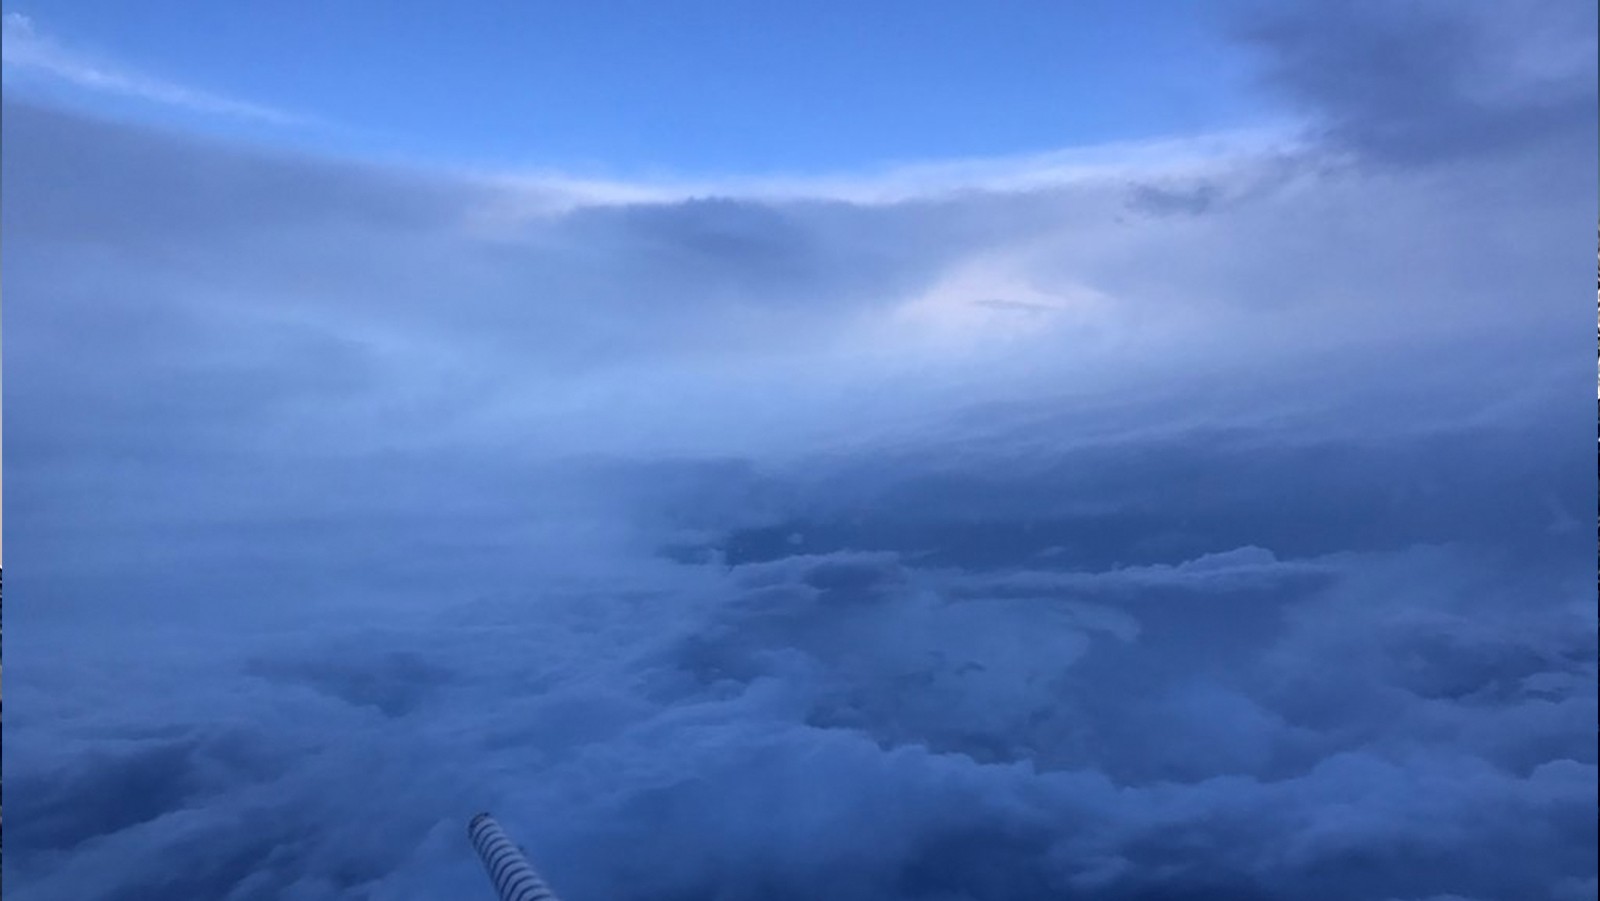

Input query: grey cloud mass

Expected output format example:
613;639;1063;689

1239;0;1597;167
2;2;1596;899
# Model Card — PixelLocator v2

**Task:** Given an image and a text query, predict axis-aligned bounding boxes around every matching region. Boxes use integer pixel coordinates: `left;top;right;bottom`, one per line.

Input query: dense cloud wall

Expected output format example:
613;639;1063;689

2;2;1596;898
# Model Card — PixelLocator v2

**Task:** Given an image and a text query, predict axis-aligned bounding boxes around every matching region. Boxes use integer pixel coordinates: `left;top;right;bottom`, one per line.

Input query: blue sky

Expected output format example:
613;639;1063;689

2;2;1598;900
2;1;1262;172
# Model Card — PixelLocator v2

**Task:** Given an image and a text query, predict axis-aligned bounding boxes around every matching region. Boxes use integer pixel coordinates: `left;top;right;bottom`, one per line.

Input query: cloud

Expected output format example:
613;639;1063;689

1;12;302;125
2;4;1595;896
6;546;1592;899
1236;0;1598;166
477;124;1305;211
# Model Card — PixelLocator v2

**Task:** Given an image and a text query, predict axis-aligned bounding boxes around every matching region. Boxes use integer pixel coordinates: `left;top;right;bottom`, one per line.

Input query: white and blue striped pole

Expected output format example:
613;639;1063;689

468;812;562;901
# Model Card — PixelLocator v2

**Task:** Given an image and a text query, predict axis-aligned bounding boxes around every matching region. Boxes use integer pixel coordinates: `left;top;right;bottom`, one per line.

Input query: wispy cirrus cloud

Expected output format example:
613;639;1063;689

1;11;303;125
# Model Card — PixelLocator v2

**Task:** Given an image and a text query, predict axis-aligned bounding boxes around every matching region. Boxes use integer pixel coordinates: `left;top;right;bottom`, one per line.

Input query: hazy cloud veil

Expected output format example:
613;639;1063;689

2;2;1596;899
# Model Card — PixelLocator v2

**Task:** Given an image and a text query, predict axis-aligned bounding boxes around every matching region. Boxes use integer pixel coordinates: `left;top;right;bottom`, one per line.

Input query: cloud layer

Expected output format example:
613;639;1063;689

3;2;1596;899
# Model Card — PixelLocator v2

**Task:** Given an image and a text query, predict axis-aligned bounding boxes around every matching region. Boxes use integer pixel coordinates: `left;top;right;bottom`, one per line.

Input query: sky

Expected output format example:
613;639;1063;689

0;1;1265;171
1;2;1598;900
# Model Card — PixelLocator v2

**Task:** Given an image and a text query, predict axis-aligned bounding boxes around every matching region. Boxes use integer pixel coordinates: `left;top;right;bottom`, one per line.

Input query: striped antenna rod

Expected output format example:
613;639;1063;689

468;812;562;901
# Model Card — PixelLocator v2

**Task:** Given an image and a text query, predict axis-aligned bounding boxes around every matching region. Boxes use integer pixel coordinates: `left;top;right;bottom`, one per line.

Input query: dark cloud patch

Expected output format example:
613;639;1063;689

247;650;455;718
712;405;1590;576
564;198;817;282
1127;181;1223;216
1237;0;1598;166
7;737;204;853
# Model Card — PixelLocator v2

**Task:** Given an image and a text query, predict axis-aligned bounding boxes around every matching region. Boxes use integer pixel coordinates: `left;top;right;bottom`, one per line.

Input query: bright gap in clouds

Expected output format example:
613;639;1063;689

1;2;1596;900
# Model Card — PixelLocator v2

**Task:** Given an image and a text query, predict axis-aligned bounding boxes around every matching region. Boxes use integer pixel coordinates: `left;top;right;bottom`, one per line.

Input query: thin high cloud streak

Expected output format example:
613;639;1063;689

476;124;1306;211
0;12;302;125
3;1;1597;899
